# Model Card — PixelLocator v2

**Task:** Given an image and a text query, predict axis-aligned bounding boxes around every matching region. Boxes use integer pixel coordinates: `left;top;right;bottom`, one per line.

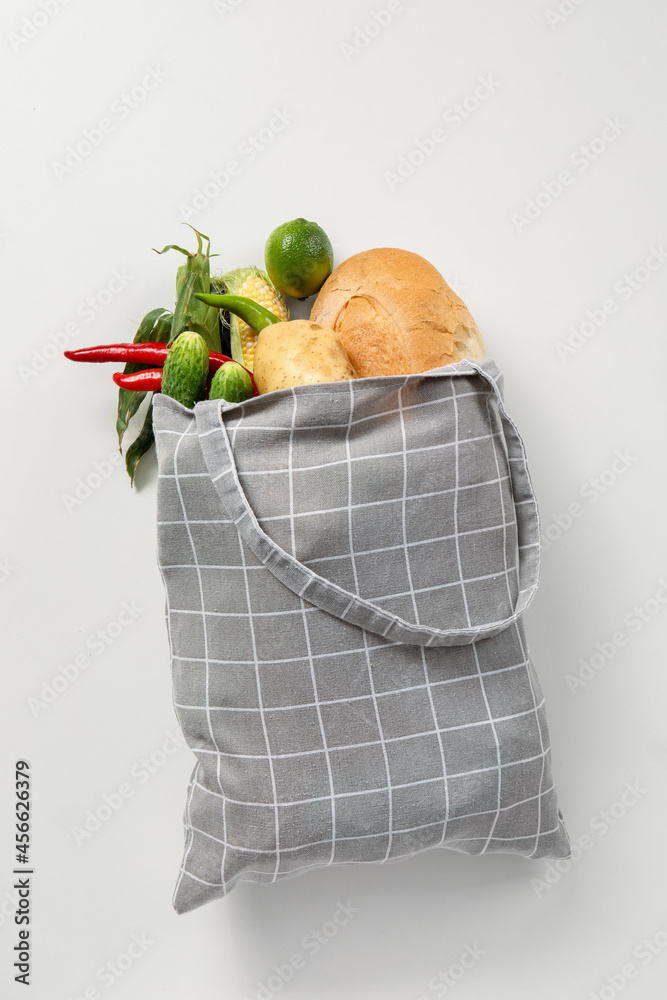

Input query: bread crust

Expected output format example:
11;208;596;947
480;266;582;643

310;247;486;377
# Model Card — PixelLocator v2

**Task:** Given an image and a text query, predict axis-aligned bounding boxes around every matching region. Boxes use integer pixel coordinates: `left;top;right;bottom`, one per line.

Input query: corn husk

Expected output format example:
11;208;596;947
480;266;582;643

214;266;289;370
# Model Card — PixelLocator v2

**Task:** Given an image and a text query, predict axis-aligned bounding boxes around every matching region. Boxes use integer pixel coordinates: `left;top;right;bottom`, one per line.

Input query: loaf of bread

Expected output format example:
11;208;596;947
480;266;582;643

309;247;486;378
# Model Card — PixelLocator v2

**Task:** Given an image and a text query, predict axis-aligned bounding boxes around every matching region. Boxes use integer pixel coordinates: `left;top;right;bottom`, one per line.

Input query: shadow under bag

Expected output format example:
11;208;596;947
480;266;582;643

153;357;570;914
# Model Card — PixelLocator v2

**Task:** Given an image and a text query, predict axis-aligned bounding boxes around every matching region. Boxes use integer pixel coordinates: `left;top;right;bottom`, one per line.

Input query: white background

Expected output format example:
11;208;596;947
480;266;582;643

2;0;666;997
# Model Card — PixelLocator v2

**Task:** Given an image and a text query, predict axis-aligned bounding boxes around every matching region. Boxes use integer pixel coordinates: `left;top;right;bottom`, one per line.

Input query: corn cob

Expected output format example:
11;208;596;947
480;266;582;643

213;266;289;371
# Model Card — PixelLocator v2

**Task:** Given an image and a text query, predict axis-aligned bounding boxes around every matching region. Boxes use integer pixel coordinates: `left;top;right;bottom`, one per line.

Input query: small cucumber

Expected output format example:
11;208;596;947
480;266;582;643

209;361;254;403
161;332;209;408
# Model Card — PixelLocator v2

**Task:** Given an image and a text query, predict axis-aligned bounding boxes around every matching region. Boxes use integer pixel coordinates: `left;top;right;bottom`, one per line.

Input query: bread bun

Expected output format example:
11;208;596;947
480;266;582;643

309;247;486;378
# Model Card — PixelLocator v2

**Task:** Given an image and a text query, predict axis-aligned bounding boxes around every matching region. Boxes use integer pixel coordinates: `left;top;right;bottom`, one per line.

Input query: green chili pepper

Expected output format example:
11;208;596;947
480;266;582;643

193;293;281;333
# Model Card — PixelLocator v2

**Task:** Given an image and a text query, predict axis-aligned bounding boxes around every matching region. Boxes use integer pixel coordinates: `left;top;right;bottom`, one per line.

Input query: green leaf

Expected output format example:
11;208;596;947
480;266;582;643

169;234;221;353
153;312;173;344
134;306;170;342
116;307;171;445
125;395;155;486
187;321;212;340
183;225;210;256
154;244;191;257
155;227;210;260
171;270;200;341
175;253;208;303
171;276;220;352
116;387;147;444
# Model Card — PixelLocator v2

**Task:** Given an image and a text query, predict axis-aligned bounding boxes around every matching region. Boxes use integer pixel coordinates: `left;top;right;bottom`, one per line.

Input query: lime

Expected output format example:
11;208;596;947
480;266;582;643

264;218;334;299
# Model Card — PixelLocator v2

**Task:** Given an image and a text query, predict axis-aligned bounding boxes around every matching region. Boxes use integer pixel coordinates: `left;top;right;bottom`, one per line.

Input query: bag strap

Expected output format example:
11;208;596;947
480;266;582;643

194;361;541;647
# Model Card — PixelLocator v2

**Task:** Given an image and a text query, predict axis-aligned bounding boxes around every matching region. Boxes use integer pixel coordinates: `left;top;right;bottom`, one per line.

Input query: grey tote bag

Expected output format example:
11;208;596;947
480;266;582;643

153;357;570;914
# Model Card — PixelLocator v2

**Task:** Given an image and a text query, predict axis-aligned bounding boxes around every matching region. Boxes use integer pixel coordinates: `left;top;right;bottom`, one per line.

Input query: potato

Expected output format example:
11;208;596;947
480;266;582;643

253;320;357;394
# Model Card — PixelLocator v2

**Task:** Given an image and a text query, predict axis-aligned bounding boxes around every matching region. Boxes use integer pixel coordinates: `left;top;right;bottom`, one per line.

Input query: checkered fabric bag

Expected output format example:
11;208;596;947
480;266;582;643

153;358;570;914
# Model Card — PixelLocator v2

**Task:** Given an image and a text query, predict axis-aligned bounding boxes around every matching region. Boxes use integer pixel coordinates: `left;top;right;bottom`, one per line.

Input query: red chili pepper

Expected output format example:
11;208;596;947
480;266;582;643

64;341;236;372
65;343;169;365
112;364;259;397
113;368;164;391
67;341;259;395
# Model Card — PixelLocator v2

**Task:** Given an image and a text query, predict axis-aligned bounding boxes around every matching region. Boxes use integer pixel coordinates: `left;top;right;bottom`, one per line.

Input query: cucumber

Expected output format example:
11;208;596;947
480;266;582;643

161;332;209;409
209;361;254;403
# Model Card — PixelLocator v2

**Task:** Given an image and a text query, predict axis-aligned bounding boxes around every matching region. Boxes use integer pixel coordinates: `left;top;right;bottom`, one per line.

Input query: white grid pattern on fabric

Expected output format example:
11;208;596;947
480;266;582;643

170;422;228;900
176;700;546;759
153;359;570;913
